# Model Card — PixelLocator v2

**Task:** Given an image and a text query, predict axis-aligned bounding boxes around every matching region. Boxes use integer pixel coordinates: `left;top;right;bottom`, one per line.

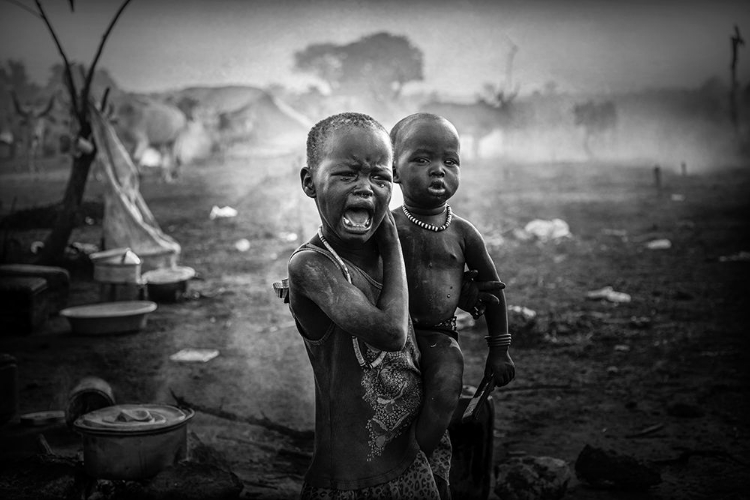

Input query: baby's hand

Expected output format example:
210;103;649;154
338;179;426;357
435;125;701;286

485;350;515;388
458;270;505;318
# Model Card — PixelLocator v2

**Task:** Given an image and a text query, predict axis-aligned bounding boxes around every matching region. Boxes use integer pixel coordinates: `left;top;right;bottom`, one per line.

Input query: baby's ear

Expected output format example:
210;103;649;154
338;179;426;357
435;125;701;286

301;167;316;198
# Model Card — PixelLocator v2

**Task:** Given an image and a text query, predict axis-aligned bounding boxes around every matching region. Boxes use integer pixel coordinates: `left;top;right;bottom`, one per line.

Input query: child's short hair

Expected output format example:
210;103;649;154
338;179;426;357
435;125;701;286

306;112;389;170
390;112;445;150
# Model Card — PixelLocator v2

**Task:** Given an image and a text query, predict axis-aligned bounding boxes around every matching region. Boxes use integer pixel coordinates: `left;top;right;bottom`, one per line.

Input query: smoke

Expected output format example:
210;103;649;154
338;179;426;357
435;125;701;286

468;88;748;171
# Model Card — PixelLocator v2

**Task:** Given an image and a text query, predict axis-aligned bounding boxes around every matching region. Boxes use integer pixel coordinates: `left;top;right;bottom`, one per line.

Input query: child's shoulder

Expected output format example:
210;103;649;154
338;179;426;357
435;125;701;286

288;242;329;275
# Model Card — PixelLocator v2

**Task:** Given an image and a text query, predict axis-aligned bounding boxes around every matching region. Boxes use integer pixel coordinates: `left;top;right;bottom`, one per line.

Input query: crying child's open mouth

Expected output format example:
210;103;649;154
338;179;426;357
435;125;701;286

343;208;372;230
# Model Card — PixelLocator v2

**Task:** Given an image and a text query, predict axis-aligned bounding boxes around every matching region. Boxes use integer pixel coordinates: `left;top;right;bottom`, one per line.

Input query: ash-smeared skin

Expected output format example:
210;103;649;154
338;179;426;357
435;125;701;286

291;124;409;351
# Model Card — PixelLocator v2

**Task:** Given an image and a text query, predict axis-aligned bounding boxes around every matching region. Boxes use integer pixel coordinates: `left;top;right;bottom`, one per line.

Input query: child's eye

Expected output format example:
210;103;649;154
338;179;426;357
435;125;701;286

412;157;429;165
445;159;460;167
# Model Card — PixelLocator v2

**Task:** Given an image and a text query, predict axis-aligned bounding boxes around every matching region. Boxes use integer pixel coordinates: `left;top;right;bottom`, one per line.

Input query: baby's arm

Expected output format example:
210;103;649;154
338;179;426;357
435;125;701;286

462;222;516;387
288;212;409;352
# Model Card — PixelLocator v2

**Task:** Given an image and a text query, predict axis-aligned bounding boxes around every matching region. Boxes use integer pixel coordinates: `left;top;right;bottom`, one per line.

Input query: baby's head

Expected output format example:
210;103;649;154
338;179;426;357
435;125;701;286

302;112;394;244
390;113;461;209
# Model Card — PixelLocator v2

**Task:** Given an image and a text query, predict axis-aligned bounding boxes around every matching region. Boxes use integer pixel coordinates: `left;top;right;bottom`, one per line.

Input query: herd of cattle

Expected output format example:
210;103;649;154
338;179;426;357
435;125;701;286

0;84;618;179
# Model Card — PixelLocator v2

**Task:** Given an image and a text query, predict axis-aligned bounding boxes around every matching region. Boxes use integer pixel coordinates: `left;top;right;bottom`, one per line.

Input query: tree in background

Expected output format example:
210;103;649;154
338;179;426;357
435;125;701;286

294;32;423;105
7;0;132;265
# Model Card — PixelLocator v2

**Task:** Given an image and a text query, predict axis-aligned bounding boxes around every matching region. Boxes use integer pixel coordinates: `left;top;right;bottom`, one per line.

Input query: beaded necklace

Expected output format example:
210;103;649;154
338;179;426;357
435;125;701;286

402;205;453;232
317;227;386;370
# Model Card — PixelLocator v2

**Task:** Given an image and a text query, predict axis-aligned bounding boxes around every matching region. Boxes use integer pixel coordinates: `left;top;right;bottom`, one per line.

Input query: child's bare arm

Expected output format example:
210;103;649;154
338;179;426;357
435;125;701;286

462;221;516;387
289;213;409;352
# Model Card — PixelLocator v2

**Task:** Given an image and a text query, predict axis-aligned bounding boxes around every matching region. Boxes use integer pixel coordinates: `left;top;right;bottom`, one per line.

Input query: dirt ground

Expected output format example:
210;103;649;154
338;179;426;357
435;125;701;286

1;153;749;499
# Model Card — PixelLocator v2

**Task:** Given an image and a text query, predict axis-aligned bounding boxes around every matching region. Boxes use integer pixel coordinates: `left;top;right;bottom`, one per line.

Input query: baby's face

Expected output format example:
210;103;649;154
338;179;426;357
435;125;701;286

393;118;460;209
313;126;393;245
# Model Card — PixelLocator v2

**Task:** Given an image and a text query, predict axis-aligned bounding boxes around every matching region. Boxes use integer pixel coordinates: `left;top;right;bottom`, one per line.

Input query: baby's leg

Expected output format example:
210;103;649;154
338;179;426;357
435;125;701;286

415;330;464;457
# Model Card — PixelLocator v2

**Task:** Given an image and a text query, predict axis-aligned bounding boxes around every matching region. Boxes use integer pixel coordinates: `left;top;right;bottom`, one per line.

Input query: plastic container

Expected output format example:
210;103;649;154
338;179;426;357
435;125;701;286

90;248;142;284
60;301;157;335
66;376;116;428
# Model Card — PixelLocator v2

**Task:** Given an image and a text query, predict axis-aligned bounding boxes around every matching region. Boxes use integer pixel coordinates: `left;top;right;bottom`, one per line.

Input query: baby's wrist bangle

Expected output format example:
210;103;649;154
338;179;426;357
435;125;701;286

485;334;511;348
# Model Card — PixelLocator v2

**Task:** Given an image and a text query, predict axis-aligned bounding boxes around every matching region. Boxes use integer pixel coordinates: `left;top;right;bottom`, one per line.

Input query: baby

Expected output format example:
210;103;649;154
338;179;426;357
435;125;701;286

390;113;516;488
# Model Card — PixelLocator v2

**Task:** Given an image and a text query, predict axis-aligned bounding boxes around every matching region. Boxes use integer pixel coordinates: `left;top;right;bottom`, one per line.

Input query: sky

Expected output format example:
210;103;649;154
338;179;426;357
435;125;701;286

0;0;749;97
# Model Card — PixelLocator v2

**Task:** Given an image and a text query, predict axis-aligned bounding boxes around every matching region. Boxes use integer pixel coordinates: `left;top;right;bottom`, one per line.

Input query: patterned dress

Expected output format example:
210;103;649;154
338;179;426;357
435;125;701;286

289;244;440;499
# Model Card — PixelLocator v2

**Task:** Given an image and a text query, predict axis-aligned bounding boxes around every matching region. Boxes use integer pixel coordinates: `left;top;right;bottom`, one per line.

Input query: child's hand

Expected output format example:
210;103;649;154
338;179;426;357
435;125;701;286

485;350;515;388
458;269;505;318
376;209;400;248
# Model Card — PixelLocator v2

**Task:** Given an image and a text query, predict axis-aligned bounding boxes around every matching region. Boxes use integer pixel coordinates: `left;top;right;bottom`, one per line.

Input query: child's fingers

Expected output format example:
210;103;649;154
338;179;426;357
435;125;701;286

477;292;500;305
476;280;506;291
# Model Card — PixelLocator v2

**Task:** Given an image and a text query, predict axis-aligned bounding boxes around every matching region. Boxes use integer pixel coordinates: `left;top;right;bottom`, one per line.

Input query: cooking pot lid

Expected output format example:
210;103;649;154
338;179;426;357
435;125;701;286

142;266;196;284
75;404;190;432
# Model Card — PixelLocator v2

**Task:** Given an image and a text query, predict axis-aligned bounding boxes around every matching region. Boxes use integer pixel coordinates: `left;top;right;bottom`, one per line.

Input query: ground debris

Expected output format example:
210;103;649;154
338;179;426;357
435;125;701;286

494;455;571;500
575;444;661;491
170;389;314;443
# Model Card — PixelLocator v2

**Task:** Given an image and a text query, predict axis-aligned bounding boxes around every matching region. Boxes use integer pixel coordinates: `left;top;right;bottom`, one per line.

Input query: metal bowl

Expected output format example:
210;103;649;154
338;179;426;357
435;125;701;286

142;266;195;303
60;301;157;335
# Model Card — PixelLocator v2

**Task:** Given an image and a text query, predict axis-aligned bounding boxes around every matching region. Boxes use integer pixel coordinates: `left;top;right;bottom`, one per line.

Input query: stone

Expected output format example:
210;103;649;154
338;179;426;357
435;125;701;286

575;444;661;490
494;456;571;500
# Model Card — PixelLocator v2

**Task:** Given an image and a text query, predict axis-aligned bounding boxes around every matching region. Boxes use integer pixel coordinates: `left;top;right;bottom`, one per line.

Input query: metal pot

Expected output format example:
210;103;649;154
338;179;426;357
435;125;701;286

142;266;195;303
74;403;194;480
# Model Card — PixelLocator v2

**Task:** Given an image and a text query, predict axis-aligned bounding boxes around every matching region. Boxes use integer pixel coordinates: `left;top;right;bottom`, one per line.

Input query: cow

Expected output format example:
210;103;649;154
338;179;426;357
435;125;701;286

110;95;189;182
11;92;55;174
0;113;14;159
420;89;519;159
165;85;311;159
214;92;312;157
573;100;617;159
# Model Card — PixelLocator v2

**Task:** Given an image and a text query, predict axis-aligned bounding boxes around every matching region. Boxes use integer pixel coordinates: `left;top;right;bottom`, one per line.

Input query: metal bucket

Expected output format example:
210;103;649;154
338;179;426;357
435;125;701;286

74;404;194;480
65;376;116;428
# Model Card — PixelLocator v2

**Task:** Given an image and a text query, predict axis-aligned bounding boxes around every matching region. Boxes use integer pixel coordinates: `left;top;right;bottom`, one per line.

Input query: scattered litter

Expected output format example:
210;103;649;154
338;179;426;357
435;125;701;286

718;251;750;263
234;238;251;252
614;344;631;352
68;242;99;255
508;305;537;319
76;136;94;155
625;423;665;438
20;410;65;427
30;241;44;254
646;239;672;250
629;316;652;328
670;194;685;202
139;147;162;168
586;286;631;303
278;231;298;243
602;228;628;237
209;205;238;219
523;219;571;242
455;310;476;330
169;348;219;363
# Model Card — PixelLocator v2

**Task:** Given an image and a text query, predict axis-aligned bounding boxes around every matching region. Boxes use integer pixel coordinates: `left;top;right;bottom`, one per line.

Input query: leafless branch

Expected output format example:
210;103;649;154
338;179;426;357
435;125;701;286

34;0;79;116
3;0;40;18
81;0;133;119
10;90;27;118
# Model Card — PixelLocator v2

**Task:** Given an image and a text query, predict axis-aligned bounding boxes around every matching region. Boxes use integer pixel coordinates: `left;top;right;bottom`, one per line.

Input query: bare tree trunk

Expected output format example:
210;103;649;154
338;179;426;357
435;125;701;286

36;123;95;265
